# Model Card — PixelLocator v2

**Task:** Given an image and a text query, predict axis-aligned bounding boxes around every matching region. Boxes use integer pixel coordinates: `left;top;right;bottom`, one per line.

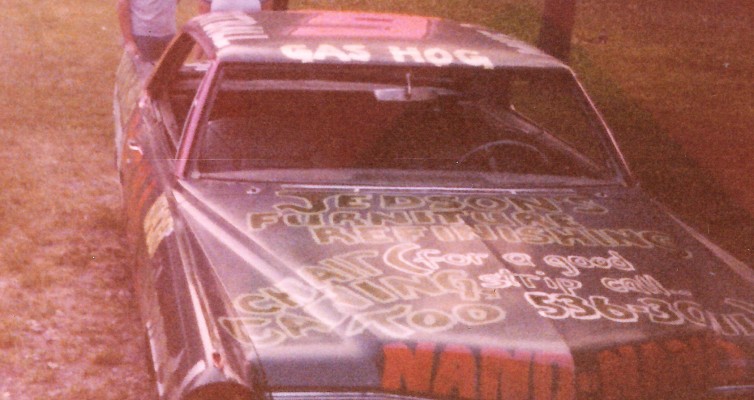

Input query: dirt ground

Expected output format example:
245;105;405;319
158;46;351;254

0;1;157;398
0;132;158;399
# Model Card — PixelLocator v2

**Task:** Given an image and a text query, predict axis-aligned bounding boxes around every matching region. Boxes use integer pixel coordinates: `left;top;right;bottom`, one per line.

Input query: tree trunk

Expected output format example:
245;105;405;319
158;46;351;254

272;0;289;10
537;0;577;61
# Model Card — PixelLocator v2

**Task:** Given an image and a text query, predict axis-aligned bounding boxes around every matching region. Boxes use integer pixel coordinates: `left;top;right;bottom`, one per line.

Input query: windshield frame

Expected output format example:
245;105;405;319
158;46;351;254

180;62;633;189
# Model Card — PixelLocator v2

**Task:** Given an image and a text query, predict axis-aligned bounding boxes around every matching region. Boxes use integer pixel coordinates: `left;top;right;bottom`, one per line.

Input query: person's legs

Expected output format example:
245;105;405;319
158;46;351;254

133;35;174;63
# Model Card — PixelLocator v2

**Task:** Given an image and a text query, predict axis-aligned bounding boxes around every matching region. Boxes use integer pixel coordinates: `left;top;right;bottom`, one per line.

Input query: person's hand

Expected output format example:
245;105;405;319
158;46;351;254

124;41;140;59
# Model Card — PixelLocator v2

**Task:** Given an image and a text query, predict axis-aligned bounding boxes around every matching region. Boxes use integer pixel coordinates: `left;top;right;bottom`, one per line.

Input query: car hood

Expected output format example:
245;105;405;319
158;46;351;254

176;180;754;398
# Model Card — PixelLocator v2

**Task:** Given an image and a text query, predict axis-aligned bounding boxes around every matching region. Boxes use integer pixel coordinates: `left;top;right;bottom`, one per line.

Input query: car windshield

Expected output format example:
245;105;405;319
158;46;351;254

190;64;623;188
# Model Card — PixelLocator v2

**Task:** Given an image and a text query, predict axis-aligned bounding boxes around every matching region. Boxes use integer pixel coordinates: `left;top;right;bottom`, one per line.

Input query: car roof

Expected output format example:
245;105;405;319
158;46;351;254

183;10;568;69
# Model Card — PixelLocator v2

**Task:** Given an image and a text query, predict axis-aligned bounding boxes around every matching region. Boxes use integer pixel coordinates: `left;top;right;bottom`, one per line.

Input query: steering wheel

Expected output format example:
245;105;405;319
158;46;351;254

456;140;550;172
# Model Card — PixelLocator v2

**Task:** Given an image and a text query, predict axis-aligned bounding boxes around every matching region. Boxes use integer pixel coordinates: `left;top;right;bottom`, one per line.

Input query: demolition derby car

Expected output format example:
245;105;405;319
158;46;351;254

113;10;754;400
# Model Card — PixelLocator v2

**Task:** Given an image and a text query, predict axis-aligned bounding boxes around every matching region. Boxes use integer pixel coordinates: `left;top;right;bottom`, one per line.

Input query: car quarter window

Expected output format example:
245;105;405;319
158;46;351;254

189;64;624;187
148;33;212;149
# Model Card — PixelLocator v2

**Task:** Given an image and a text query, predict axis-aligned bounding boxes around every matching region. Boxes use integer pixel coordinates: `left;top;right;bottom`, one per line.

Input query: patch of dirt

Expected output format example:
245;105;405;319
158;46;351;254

0;126;156;398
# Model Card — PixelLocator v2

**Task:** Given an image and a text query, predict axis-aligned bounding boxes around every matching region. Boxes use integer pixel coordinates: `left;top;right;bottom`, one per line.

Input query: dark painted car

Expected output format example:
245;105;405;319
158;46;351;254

113;10;754;400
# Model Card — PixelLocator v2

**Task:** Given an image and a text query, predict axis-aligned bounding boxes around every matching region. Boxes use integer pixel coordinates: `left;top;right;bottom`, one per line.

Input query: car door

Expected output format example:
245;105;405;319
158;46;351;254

119;32;218;398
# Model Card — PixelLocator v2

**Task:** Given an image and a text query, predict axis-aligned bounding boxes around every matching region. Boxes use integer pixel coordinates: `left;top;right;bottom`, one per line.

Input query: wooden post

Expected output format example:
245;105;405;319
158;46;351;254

537;0;577;61
272;0;289;10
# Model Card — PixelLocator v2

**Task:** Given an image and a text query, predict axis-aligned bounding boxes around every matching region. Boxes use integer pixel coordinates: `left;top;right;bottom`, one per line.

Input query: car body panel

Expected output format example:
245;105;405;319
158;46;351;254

185;11;558;68
114;10;754;400
178;179;754;393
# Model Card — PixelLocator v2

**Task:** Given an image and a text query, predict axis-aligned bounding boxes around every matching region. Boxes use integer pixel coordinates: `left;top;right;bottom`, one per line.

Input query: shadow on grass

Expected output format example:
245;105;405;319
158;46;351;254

571;50;754;266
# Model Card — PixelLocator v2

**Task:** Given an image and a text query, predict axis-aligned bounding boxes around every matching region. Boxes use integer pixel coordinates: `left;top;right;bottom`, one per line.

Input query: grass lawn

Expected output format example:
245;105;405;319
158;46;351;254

0;0;750;398
571;0;754;266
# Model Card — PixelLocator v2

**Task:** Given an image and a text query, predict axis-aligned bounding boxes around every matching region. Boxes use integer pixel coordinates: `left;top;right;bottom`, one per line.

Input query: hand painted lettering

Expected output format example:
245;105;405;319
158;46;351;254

578;336;749;399
222;250;505;346
388;46;494;69
200;13;268;48
382;342;574;400
280;44;370;63
383;243;488;276
143;194;174;257
525;290;754;335
278;44;494;68
544;250;635;277
601;274;686;297
246;192;677;249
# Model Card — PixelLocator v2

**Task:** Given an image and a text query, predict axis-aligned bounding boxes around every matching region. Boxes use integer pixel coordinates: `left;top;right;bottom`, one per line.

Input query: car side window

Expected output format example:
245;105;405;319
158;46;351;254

149;33;211;149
